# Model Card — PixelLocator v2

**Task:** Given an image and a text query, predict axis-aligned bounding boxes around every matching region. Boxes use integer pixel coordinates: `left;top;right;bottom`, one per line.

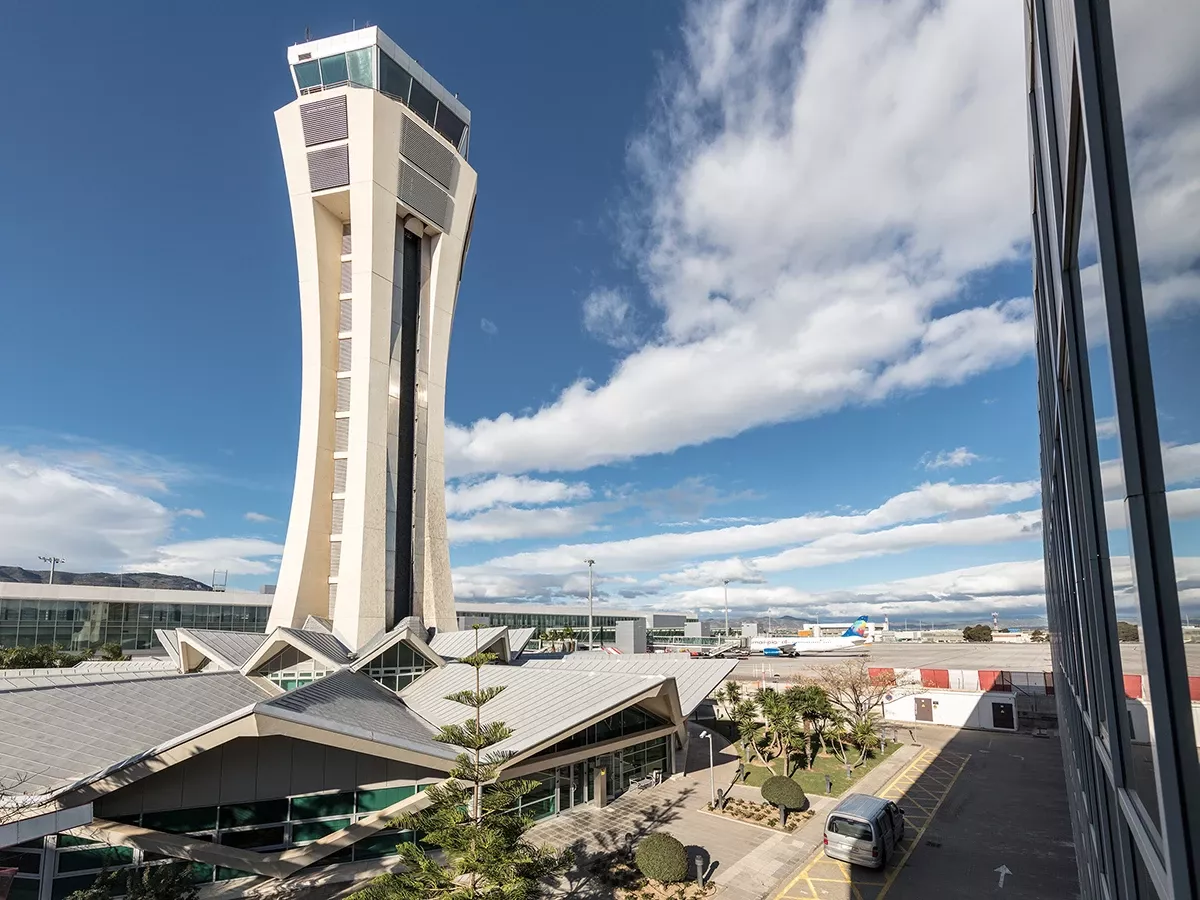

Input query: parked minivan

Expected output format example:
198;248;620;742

823;793;905;869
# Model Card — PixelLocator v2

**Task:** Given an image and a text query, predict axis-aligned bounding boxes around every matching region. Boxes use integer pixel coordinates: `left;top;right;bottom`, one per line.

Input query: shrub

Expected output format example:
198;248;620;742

635;832;689;884
761;776;808;826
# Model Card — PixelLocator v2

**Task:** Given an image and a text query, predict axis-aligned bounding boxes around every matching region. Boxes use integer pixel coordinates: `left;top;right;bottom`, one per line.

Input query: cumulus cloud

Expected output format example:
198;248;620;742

448;504;610;544
244;511;276;523
920;447;981;470
0;445;282;582
445;475;591;516
446;0;1031;476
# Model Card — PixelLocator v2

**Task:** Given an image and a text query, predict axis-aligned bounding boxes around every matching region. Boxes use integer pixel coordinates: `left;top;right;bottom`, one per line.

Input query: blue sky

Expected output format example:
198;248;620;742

4;1;1192;623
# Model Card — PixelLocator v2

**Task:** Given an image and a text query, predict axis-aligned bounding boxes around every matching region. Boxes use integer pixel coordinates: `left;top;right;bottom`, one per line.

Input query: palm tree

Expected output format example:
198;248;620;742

714;680;741;720
846;717;884;768
774;705;806;776
562;625;576;651
731;699;772;769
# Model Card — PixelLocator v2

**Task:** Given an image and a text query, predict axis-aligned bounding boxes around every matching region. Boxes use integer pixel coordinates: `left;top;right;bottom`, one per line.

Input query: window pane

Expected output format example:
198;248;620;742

347;48;373;87
434;106;466;148
219;825;286;850
1110;0;1200;775
291;818;351;843
1075;158;1162;831
142;806;218;833
294;61;321;89
219;798;288;829
408;79;438;125
358;785;414;812
379;53;411;102
291;791;355;819
319;53;348;86
56;846;133;872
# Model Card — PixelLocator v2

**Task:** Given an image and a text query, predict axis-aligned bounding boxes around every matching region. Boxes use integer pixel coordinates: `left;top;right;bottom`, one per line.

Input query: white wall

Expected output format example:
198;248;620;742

883;689;1019;731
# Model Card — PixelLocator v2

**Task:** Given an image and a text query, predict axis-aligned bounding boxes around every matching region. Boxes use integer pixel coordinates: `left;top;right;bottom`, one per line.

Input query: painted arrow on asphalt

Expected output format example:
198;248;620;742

995;865;1013;888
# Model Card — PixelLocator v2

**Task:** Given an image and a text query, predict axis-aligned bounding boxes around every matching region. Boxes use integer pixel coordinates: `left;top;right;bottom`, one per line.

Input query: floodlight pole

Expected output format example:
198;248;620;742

700;730;715;806
585;559;596;650
723;579;731;637
39;556;64;585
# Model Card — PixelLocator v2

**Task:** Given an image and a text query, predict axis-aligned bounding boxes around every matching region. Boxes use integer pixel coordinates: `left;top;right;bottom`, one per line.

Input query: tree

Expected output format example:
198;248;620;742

99;642;129;661
0;644;92;669
0;772;46;827
1117;621;1140;643
634;833;688;884
844;718;883;769
348;627;571;899
814;659;911;731
963;625;993;643
65;863;198;900
713;680;742;721
731;699;770;769
561;625;576;651
1030;629;1047;643
760;776;807;827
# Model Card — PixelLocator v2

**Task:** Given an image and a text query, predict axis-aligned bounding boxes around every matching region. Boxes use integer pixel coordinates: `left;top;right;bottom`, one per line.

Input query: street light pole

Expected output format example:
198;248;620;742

723;579;730;637
585;559;596;650
699;730;715;806
38;556;64;585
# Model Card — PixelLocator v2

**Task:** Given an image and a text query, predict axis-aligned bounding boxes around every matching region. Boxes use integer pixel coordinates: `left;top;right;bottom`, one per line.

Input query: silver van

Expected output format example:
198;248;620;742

823;793;905;869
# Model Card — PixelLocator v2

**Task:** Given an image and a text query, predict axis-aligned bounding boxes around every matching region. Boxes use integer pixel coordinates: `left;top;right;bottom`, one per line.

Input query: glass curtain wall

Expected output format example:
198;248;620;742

1028;0;1200;897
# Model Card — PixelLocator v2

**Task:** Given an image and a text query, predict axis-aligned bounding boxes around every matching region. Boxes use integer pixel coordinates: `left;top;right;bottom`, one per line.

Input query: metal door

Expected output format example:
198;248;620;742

914;698;934;722
992;701;1015;730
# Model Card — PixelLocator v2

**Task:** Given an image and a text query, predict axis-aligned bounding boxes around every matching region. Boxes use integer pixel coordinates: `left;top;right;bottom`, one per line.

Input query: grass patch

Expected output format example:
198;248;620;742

741;740;901;797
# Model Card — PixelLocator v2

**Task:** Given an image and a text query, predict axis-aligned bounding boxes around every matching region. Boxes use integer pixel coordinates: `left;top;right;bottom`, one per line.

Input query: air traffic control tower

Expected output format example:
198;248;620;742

270;28;476;647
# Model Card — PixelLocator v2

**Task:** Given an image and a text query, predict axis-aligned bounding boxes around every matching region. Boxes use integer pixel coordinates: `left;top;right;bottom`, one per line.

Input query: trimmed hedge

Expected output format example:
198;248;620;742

635;832;688;884
761;776;807;825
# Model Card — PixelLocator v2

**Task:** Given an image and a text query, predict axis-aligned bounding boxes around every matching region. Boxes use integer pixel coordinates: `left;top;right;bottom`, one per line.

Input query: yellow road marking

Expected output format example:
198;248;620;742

773;749;971;900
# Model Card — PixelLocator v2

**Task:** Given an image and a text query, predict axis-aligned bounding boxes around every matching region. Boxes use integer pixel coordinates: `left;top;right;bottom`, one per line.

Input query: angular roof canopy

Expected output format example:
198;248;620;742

176;629;271;671
401;663;679;758
0;672;271;793
428;626;510;662
520;656;737;717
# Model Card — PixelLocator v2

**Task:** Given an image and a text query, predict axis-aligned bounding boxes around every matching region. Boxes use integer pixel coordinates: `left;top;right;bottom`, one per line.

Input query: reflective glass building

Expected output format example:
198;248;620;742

1028;0;1199;897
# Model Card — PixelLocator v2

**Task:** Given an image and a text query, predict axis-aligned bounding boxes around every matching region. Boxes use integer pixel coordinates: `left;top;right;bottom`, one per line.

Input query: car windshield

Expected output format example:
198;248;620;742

828;816;874;841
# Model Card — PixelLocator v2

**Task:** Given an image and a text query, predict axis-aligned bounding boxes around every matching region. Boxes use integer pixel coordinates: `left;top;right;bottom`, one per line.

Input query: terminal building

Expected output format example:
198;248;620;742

1028;1;1199;898
0;27;735;900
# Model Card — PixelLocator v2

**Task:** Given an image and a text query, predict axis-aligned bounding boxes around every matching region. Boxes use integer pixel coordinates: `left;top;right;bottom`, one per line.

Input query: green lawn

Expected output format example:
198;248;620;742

741;739;901;797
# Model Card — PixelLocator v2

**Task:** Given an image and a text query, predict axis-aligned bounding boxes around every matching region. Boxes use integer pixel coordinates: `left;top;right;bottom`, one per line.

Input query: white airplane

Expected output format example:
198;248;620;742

749;616;871;656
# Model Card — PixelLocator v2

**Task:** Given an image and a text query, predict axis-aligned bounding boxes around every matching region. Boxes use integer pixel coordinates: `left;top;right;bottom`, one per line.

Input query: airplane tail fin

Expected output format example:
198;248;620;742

842;616;869;638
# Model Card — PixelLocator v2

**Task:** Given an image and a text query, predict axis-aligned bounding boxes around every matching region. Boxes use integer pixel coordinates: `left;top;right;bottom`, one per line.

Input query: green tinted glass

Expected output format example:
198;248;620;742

319;54;348;85
55;845;133;872
291;791;355;819
219;798;288;829
294;60;321;89
218;826;285;850
291;818;351;843
7;878;39;900
357;785;415;812
142;806;217;833
347;48;373;87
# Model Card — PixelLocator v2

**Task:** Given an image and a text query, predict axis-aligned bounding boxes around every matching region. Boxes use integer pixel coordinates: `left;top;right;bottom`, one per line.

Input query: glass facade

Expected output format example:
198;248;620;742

258;645;336;691
1029;1;1200;897
0;598;270;652
25;786;430;898
293;48;374;95
362;641;429;691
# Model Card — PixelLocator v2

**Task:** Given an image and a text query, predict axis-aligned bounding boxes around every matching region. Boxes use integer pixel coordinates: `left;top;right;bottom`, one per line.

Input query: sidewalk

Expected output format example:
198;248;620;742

534;725;923;900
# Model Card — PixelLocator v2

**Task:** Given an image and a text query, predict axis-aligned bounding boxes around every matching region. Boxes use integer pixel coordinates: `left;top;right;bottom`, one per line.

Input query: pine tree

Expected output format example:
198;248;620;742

350;626;572;899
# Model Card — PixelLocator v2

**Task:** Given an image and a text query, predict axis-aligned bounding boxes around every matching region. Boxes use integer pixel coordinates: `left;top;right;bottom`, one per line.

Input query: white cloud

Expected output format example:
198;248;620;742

130;537;284;580
920;447;982;470
0;445;282;582
244;511;276;523
458;477;1039;578
448;505;609;544
446;0;1031;477
445;474;591;516
480;318;498;335
582;288;639;349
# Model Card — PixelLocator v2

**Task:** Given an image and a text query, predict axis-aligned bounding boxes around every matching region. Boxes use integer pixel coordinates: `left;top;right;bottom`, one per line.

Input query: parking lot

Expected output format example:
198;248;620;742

772;726;1080;900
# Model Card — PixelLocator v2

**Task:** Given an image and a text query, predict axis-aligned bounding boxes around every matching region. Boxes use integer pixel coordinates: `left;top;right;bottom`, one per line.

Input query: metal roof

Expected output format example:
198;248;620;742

401;664;672;756
277;627;353;665
176;629;269;668
521;656;737;717
350;623;444;671
0;667;183;692
302;615;333;634
73;659;177;673
428;626;509;661
258;670;455;761
508;627;536;657
153;628;181;665
0;672;270;793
